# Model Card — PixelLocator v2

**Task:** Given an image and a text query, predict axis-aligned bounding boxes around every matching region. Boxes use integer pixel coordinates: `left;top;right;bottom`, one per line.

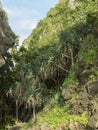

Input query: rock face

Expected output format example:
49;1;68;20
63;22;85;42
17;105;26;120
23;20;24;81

9;123;26;130
0;3;15;67
61;62;98;129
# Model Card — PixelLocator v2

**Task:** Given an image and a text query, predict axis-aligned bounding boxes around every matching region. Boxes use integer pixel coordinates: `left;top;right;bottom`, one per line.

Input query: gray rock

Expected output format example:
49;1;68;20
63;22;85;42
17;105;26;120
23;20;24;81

9;126;22;130
0;5;15;68
87;81;98;95
9;123;25;130
31;125;41;130
88;113;98;129
68;119;85;130
40;122;48;130
0;54;5;67
56;123;66;130
62;88;72;101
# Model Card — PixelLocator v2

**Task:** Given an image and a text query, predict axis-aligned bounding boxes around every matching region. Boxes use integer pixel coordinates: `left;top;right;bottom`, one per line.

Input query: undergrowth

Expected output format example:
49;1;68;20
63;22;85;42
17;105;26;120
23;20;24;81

37;105;88;130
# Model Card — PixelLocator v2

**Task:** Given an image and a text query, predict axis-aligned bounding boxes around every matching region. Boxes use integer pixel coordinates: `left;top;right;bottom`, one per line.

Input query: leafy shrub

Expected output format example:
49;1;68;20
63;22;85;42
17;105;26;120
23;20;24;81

62;71;76;87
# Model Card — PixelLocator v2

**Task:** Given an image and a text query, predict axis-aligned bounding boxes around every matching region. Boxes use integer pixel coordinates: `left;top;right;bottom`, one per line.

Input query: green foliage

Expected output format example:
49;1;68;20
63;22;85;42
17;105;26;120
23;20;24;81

19;0;98;93
23;0;98;88
7;60;43;121
95;71;98;77
20;105;88;130
37;105;88;130
81;35;98;65
63;71;76;87
20;120;35;130
38;105;70;129
50;92;60;104
71;111;88;124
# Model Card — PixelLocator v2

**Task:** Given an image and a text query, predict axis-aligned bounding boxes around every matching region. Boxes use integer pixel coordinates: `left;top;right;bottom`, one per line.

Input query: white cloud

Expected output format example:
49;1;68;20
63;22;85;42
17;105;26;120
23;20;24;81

4;6;41;19
19;34;27;45
18;20;37;45
4;7;14;15
19;19;37;30
3;6;39;43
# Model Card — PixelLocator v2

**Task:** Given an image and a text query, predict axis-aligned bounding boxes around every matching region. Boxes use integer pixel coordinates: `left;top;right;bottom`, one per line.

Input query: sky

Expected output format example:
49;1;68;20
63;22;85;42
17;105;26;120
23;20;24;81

2;0;59;44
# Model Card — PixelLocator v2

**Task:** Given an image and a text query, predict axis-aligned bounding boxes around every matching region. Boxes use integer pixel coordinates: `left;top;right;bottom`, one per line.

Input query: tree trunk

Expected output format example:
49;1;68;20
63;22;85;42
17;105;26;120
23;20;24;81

70;48;74;66
32;99;36;121
0;109;2;126
16;99;18;122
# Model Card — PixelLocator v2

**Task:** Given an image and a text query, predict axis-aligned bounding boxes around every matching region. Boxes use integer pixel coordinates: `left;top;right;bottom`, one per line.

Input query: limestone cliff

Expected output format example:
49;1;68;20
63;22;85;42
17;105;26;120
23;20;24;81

0;3;15;67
